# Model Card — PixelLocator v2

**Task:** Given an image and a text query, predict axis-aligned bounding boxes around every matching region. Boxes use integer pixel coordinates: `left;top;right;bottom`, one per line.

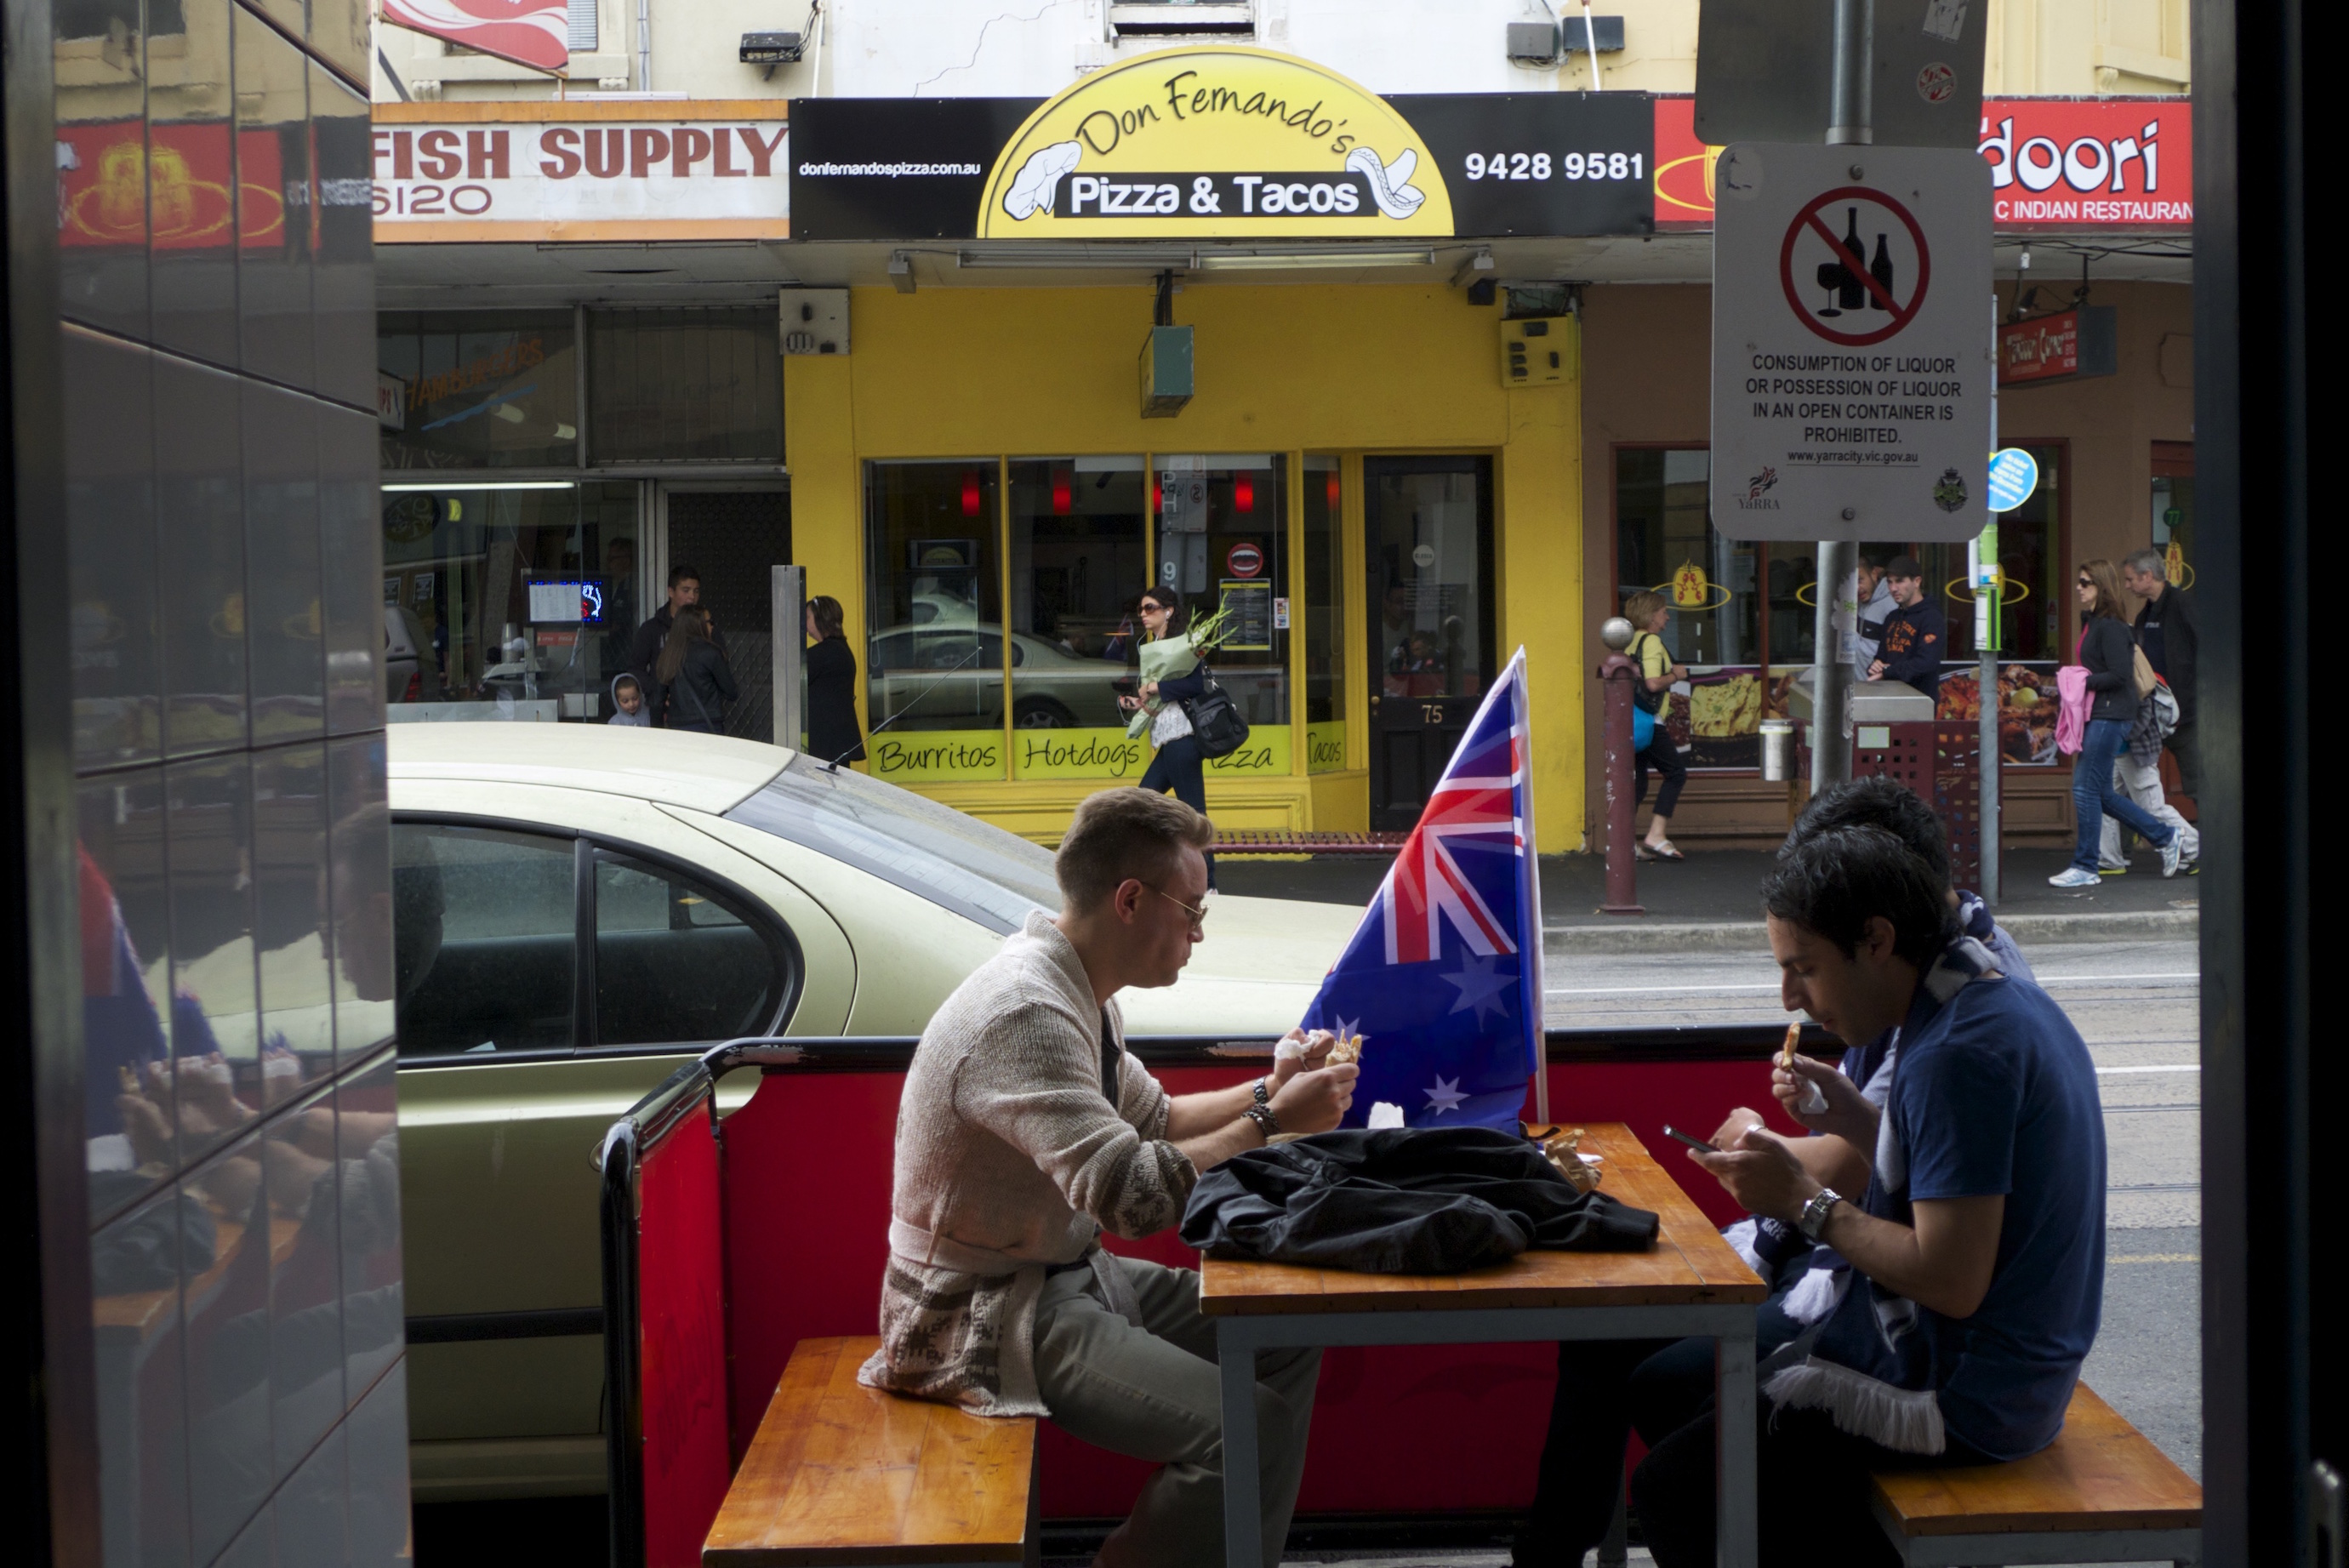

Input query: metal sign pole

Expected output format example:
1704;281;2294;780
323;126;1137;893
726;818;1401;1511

1809;0;1873;793
1980;294;2002;905
771;564;805;752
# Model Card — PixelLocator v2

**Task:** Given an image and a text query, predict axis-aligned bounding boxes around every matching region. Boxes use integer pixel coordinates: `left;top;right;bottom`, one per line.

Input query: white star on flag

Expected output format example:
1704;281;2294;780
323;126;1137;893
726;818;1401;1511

1423;1074;1468;1115
1442;952;1514;1025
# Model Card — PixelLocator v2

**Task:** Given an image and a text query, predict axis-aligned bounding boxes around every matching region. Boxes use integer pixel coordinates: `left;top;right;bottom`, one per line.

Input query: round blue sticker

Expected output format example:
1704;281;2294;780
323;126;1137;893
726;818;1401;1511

1987;448;2040;513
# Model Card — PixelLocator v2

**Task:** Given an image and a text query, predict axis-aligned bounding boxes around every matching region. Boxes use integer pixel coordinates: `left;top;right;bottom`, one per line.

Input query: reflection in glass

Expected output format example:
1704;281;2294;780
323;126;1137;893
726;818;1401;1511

328;736;396;1069
185;1127;274;1564
391;824;576;1058
81;777;176;1212
244;382;324;743
157;353;247;755
68;330;160;770
865;462;1003;736
1157;455;1287;725
254;746;333;1107
233;5;311;388
346;1360;411;1568
592;854;787;1046
378;311;578;469
1006;458;1145;737
1372;461;1490;700
380;480;638;718
338;1052;403;1409
54;0;151;337
265;1087;345;1471
166;756;263;1167
147;0;237;366
1303;457;1345;772
93;1183;198;1568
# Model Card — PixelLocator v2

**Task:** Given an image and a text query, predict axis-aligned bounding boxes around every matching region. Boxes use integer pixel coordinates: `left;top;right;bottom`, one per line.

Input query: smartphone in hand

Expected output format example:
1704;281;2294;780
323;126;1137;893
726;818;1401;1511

1662;1125;1719;1155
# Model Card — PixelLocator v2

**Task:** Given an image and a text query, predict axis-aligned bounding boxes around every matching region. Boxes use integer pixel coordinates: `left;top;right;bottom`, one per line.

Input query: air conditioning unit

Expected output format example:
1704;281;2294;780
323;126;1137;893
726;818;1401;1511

1506;21;1559;63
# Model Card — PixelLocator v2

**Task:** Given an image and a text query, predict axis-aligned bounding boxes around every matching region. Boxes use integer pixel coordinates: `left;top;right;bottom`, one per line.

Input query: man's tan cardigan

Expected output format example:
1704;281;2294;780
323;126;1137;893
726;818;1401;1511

859;910;1198;1416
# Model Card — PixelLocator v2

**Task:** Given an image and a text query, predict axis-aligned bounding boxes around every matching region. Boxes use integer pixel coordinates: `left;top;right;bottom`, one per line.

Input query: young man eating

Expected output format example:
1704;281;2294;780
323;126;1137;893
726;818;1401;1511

861;788;1358;1568
1631;824;2106;1568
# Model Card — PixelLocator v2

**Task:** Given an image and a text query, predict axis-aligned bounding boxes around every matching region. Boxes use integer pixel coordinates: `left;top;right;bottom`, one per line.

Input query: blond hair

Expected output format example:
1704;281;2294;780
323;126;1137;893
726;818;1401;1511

1058;790;1215;914
1623;590;1666;627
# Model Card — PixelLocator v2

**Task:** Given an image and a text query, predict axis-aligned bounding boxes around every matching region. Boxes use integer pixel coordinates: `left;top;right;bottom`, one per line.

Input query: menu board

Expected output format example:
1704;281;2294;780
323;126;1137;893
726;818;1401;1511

1938;661;2061;765
1218;579;1274;653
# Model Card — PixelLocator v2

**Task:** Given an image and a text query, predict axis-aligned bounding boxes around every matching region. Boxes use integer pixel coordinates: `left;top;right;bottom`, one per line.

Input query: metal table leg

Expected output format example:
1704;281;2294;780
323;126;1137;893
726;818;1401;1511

1716;1327;1759;1568
1217;1322;1263;1568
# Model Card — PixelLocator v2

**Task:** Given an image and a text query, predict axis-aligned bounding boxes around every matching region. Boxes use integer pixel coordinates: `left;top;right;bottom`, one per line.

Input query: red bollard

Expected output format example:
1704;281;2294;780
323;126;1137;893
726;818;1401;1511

1597;648;1644;915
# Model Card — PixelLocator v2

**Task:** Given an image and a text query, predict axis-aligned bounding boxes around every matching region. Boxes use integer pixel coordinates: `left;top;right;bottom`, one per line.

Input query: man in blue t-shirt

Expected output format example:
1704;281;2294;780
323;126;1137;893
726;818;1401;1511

1628;824;2106;1568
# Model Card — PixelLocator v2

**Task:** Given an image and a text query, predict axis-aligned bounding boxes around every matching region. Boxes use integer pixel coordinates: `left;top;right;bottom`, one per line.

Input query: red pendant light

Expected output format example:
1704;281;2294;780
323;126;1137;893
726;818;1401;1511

1154;478;1163;512
1052;470;1073;515
961;470;983;517
1234;470;1255;513
1326;472;1342;508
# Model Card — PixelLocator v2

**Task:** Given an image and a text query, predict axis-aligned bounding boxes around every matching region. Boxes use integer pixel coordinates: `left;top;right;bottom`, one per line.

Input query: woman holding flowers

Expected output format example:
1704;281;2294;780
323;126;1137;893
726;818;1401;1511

1120;585;1219;889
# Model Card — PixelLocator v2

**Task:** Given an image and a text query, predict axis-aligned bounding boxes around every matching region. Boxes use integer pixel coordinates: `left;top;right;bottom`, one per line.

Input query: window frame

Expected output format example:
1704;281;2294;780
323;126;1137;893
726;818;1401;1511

390;812;801;1065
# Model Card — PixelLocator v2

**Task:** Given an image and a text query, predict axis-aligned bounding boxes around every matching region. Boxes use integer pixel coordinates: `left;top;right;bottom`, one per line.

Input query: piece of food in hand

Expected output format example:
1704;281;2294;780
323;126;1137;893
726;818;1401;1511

1326;1033;1365;1068
1537;1125;1603;1194
1781;1022;1829;1115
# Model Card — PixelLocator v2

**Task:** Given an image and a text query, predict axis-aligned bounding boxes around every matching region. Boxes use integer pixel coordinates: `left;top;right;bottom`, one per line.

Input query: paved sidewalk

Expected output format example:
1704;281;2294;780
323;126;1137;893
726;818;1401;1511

1218;848;2200;950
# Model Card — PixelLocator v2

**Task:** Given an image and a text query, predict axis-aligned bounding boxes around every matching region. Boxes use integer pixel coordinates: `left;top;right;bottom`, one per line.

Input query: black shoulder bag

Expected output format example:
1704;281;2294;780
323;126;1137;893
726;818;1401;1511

1182;669;1251;759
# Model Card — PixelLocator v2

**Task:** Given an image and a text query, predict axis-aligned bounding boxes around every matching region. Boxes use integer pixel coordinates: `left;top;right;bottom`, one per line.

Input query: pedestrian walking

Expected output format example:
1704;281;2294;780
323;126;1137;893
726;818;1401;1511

2051;558;2181;887
652;606;737;734
1622;591;1689;862
803;594;865;764
1120;587;1217;889
2123;547;2199;799
2097;672;2199;874
1863;555;1947;701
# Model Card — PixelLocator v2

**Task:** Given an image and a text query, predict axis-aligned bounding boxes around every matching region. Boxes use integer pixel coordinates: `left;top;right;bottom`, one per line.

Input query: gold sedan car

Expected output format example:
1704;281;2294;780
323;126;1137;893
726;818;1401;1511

391;723;1358;1499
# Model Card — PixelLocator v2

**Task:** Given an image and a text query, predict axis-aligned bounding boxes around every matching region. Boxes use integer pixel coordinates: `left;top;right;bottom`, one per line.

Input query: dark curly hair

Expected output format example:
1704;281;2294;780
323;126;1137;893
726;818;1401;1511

1761;824;1956;966
1783;776;1951;894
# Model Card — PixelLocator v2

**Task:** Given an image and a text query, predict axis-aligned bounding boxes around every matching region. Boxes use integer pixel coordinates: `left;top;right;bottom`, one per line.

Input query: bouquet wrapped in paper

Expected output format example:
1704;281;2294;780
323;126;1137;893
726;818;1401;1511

1124;600;1237;738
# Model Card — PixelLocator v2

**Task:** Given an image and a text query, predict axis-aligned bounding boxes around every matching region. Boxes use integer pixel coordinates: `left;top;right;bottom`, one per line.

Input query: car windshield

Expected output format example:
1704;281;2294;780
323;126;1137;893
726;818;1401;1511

726;754;1061;932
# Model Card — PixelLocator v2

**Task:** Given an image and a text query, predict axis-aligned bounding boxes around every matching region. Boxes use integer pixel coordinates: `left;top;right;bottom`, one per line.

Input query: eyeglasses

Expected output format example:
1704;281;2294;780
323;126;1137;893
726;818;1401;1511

2076;578;2095;588
1149;885;1209;932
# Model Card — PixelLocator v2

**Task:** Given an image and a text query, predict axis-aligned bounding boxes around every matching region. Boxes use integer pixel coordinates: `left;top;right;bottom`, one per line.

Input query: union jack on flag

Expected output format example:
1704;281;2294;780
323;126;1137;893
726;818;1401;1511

1300;649;1545;1131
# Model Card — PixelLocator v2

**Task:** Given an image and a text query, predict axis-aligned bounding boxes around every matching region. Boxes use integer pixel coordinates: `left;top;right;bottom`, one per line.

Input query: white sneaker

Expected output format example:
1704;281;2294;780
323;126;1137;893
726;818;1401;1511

2161;835;2183;878
2049;867;2102;888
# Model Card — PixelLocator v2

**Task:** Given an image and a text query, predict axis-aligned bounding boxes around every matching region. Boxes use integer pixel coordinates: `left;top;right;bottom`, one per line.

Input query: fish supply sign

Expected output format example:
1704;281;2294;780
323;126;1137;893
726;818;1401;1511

1710;142;1993;542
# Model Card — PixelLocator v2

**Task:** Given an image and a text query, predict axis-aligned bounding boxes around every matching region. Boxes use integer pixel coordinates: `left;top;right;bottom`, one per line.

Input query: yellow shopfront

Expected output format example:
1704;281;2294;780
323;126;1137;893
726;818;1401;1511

784;279;1591;851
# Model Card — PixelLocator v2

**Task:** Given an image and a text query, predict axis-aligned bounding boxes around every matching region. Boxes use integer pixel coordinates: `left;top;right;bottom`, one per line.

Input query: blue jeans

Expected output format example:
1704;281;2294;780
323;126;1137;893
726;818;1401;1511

2072;716;2174;870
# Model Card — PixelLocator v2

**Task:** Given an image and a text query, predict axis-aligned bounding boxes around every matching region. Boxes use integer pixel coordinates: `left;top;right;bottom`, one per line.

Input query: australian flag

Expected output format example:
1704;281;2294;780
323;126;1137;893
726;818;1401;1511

1300;649;1544;1130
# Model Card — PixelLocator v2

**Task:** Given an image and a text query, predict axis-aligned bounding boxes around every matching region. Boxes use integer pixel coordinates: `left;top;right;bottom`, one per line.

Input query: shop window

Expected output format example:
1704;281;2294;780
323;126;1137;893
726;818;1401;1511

1006;458;1149;779
587;306;782;464
1303;456;1346;774
381;479;640;720
1614;449;1765;769
1159;455;1289;777
864;462;1006;784
378;311;579;470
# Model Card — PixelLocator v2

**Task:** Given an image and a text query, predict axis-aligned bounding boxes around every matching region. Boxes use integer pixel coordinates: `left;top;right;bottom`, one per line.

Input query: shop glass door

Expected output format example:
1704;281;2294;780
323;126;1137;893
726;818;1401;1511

659;485;792;744
1366;456;1494;830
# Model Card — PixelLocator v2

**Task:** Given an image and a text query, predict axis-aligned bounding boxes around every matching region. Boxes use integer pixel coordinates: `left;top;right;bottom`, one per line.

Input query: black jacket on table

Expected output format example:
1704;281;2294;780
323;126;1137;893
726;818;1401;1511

2131;584;2197;718
1179;1127;1659;1274
2077;615;2139;725
805;636;864;763
656;640;738;733
1870;598;1947;698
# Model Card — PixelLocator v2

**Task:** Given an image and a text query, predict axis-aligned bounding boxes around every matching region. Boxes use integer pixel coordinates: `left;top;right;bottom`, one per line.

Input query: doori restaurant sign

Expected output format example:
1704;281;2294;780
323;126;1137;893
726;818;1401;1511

370;102;790;242
1652;94;2191;231
790;47;1653;241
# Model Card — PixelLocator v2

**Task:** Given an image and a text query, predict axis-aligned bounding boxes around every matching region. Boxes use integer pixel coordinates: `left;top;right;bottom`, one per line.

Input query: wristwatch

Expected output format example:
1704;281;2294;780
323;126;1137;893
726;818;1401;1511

1797;1187;1844;1241
1251;1076;1272;1108
1242;1102;1281;1138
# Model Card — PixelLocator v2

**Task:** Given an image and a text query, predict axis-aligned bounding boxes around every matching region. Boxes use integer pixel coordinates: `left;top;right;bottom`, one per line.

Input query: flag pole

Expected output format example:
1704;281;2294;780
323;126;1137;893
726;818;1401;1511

1510;648;1550;1125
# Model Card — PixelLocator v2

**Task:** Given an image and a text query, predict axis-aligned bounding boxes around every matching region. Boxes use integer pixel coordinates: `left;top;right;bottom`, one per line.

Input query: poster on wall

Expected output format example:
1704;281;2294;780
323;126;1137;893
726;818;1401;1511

790;48;1654;242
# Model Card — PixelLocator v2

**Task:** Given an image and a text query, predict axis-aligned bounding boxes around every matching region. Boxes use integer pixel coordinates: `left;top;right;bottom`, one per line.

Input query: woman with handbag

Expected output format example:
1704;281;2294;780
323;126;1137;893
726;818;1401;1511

652;606;738;735
2050;559;2181;887
1121;586;1219;889
1623;591;1690;862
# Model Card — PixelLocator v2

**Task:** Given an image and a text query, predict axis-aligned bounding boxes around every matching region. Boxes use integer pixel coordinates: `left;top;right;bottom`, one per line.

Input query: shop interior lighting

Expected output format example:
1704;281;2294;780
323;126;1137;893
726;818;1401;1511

1233;471;1255;512
1193;249;1434;271
1052;470;1073;515
381;481;579;491
961;470;984;517
955;247;1194;271
1326;472;1342;507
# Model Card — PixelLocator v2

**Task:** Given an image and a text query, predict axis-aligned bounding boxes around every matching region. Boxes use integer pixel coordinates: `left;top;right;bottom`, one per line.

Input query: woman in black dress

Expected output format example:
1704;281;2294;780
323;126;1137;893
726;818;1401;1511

803;594;864;763
652;606;737;733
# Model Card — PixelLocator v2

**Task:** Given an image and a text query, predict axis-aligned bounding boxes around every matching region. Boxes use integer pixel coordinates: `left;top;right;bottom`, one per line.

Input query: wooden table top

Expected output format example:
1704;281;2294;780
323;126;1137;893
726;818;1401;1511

1199;1123;1766;1316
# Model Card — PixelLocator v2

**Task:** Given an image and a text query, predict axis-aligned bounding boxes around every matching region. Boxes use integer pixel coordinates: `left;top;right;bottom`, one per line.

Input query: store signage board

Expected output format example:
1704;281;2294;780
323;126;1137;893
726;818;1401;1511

370;104;790;242
1652;95;2192;231
1710;142;1993;543
1997;305;2118;386
790;48;1652;242
1986;448;2039;512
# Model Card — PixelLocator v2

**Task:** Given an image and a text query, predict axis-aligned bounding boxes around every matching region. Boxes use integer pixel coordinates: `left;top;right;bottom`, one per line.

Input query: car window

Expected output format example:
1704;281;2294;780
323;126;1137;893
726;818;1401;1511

725;754;1061;933
393;824;575;1058
591;852;793;1047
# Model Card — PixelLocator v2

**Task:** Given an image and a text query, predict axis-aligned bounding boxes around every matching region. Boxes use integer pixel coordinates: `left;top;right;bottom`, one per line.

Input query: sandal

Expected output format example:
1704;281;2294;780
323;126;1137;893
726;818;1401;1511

1646;841;1687;861
1634;845;1659;862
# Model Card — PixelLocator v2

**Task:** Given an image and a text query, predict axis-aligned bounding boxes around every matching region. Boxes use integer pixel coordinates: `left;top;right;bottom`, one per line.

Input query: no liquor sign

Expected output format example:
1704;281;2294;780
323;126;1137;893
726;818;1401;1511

1710;142;1993;542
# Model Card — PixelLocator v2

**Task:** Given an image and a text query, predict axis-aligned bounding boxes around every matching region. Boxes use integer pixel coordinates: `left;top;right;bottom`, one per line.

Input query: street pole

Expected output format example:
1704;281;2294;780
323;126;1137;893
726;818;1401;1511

1980;294;2002;904
1810;0;1873;793
1597;617;1644;915
771;564;805;750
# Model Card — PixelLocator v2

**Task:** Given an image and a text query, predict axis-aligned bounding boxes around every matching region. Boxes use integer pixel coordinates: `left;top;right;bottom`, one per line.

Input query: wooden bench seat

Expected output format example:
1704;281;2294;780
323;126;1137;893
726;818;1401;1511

703;1336;1040;1567
1210;830;1406;857
1870;1382;2203;1566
